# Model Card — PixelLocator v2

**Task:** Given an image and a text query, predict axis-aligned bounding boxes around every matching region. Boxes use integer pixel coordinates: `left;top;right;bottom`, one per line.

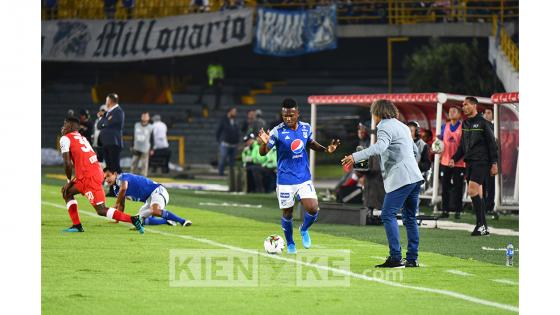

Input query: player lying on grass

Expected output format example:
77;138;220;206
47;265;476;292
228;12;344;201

103;169;192;227
59;117;144;233
258;98;340;254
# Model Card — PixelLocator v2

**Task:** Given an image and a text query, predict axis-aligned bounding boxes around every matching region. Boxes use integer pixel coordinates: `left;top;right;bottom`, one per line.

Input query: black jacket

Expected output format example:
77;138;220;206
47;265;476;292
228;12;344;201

97;105;125;147
216;115;240;145
452;112;498;164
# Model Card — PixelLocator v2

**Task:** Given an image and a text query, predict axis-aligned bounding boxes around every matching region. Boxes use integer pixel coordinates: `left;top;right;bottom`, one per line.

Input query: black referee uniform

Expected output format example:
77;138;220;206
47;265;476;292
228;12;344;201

452;112;498;231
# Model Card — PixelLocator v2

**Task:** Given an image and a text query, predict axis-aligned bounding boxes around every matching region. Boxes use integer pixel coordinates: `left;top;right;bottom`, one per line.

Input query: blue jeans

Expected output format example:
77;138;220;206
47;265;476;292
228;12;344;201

218;144;237;176
381;181;422;261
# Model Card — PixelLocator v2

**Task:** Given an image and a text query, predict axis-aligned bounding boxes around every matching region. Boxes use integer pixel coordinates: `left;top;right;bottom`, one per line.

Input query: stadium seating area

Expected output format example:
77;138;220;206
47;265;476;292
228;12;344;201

42;0;518;24
41;68;408;165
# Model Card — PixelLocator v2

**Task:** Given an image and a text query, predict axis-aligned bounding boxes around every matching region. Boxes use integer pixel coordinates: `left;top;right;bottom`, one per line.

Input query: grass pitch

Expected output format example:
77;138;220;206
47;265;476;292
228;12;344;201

42;180;518;314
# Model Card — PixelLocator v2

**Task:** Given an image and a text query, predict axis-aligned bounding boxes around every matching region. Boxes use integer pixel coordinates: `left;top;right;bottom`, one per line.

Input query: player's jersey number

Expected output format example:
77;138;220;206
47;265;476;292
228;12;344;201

74;135;94;153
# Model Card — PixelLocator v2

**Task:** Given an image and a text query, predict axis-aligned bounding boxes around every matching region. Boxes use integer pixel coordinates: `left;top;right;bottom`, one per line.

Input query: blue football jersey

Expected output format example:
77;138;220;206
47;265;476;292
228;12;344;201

114;173;161;202
267;121;314;185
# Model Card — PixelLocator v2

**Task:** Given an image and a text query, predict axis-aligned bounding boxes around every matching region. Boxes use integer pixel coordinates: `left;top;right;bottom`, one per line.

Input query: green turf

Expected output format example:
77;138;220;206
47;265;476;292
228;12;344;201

42;183;518;314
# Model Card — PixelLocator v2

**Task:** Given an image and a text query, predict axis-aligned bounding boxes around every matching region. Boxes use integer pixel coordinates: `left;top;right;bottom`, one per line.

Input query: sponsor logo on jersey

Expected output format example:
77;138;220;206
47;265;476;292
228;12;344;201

290;139;304;154
303;131;308;138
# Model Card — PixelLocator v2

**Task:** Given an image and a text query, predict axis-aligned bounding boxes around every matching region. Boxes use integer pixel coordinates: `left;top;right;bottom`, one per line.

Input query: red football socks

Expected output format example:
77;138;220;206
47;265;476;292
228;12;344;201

106;207;132;223
66;200;81;225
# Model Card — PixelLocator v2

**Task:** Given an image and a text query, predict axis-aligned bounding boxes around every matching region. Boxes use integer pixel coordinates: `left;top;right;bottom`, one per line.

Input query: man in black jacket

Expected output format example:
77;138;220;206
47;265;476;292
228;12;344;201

216;107;240;176
449;97;498;236
97;93;124;173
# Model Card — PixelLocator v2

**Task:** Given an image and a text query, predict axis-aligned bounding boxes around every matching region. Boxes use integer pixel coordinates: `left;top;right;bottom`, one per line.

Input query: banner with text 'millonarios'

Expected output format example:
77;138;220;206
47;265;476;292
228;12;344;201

41;8;254;62
254;4;337;56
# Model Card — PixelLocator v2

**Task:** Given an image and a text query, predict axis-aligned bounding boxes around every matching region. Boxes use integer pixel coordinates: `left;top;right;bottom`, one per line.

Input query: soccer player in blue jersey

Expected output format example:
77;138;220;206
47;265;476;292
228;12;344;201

103;168;192;227
258;98;340;254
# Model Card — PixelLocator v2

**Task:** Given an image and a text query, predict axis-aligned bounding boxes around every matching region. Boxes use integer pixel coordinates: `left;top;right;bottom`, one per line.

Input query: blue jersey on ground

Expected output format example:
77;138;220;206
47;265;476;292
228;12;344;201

267;121;313;185
114;173;161;202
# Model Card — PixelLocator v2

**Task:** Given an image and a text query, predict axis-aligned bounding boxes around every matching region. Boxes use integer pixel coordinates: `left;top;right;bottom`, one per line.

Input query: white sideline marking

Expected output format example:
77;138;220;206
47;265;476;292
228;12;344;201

482;246;519;252
446;270;473;277
42;201;519;313
492;279;518;286
198;202;262;209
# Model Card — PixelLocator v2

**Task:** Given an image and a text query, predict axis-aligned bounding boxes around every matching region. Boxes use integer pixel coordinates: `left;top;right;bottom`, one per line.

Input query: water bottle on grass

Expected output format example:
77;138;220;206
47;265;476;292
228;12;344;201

506;243;514;267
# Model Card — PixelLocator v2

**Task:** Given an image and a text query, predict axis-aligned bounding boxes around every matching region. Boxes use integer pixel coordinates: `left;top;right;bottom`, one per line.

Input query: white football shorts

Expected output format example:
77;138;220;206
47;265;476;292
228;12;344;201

276;180;317;209
137;185;169;218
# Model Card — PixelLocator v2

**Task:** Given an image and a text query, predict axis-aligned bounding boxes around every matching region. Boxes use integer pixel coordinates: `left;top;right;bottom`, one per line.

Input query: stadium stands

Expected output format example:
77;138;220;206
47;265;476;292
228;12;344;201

41;68;408;165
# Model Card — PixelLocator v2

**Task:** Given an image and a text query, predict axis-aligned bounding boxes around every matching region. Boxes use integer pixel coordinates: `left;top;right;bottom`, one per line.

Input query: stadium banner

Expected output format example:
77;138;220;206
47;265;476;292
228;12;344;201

41;8;254;62
254;4;337;56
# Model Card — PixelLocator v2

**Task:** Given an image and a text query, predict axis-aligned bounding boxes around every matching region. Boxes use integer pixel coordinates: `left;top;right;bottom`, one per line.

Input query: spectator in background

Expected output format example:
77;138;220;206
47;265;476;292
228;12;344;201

241;109;267;135
131;112;153;177
439;106;465;219
356;122;385;215
254;135;277;193
241;133;259;192
197;60;225;109
97;93;124;173
93;104;107;163
78;109;94;144
221;0;244;10
268;111;283;130
104;0;117;19
122;0;135;19
483;108;496;216
190;0;210;13
254;110;267;133
216;107;240;176
44;0;58;20
241;110;256;135
420;128;434;158
407;121;431;174
150;115;171;174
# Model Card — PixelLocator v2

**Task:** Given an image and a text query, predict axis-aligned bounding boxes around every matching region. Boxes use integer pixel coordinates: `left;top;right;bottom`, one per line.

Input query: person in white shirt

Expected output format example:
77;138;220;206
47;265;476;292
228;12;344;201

130;112;153;177
150;115;171;173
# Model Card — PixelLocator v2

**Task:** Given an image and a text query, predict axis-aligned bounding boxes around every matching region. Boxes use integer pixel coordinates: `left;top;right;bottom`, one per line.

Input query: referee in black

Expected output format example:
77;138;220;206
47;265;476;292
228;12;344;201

449;97;498;236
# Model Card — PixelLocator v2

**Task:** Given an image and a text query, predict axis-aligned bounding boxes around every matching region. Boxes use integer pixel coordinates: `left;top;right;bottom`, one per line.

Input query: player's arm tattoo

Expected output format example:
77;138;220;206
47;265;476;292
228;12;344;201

62;152;73;181
115;180;128;210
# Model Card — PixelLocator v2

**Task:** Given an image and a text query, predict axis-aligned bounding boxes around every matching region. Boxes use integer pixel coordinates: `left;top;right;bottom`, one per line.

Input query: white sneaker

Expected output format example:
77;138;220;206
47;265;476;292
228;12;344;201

166;220;177;226
183;220;193;227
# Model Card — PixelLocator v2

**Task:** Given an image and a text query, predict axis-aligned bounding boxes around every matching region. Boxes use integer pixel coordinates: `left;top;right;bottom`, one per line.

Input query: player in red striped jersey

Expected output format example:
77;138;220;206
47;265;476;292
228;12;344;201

59;117;144;233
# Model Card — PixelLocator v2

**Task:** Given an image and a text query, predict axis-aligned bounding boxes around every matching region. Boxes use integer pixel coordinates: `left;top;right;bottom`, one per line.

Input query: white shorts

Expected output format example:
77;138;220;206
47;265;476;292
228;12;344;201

137;186;169;217
276;180;317;209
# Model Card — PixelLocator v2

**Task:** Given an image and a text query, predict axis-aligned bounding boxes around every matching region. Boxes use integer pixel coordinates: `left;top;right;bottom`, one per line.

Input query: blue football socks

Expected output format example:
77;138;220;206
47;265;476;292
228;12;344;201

144;216;168;225
281;216;295;246
301;211;319;231
161;210;186;225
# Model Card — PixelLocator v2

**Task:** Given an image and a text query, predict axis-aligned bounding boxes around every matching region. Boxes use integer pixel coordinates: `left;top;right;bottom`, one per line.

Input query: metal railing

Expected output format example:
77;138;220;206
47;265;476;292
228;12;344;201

492;14;519;72
43;0;518;24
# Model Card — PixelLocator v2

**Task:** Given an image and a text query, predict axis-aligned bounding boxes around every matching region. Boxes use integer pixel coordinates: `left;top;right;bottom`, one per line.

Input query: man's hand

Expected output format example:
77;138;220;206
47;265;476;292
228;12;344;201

327;139;341;154
258;128;270;144
61;179;74;197
341;155;355;168
448;159;455;168
490;163;498;176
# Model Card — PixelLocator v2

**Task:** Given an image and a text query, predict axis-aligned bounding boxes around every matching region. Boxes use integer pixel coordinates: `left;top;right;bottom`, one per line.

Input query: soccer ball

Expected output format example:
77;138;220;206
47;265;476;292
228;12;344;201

431;138;445;154
264;234;285;254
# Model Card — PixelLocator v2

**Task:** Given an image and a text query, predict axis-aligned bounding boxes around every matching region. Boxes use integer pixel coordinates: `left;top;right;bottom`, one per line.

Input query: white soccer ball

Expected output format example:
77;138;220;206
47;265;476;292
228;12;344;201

431;138;445;154
264;234;285;254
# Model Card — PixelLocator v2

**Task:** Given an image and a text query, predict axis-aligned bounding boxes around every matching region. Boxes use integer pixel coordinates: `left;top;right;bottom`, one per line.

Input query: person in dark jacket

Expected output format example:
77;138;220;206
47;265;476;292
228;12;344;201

407;121;431;173
78;108;94;144
97;93;125;173
449;97;498;236
216;107;241;176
